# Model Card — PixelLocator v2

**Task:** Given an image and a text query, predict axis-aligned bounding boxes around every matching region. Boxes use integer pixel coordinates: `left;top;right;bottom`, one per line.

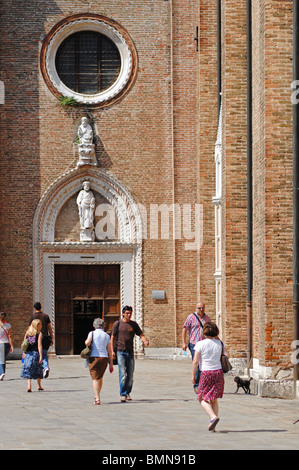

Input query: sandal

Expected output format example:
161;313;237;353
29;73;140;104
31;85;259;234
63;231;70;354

94;399;101;405
38;387;44;391
27;389;32;393
208;417;220;431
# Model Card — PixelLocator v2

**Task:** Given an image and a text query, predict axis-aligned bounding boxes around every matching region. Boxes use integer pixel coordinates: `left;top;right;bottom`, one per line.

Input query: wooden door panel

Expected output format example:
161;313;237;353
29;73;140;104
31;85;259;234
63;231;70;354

55;264;120;354
104;283;119;297
87;265;105;281
105;265;120;281
71;283;86;297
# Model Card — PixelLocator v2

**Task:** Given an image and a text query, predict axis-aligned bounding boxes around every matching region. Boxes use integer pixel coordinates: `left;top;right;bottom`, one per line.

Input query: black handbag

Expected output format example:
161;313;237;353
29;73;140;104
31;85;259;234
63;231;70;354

220;341;232;373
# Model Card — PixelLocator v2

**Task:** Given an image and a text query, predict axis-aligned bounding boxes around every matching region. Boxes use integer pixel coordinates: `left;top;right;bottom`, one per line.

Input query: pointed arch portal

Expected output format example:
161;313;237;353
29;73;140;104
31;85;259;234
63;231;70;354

33;167;143;355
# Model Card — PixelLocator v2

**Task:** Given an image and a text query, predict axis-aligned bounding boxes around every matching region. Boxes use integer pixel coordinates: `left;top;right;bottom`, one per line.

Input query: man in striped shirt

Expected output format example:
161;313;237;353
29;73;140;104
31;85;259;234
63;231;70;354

182;302;210;392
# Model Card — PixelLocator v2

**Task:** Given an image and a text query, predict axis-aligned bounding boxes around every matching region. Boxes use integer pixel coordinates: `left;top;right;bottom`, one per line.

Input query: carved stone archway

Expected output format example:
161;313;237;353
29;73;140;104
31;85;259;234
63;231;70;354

33;167;144;354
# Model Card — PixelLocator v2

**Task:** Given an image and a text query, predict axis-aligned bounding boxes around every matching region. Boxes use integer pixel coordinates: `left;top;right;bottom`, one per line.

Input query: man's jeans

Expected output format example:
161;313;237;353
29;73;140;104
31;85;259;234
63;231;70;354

42;350;50;371
117;351;135;397
188;343;201;387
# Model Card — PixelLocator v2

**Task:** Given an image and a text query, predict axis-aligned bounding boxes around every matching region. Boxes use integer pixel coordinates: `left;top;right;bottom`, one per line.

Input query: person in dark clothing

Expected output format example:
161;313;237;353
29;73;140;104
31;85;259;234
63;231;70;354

111;306;149;402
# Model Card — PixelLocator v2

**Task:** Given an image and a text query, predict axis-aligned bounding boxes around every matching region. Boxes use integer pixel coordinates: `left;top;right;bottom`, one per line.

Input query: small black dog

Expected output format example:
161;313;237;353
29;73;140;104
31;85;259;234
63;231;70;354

234;376;252;394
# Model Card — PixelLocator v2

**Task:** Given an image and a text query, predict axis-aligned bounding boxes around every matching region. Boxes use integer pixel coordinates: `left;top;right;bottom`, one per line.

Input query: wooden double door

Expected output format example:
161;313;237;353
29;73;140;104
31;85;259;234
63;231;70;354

55;264;120;355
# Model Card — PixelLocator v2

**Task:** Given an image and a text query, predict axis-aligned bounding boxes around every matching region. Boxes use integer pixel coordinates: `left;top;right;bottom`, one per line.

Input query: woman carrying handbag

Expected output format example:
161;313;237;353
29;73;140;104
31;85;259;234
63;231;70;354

192;321;230;432
84;318;114;405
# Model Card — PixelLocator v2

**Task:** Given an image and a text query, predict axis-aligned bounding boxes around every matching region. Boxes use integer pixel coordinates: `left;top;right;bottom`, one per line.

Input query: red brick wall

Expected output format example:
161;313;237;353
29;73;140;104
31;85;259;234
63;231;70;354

0;0;294;373
197;0;218;323
0;1;203;348
221;0;248;357
252;0;293;370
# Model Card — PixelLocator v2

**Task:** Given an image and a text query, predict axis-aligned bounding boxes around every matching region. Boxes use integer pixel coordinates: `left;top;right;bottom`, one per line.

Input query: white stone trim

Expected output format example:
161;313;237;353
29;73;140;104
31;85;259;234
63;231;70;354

33;167;144;354
45;18;132;105
213;104;223;334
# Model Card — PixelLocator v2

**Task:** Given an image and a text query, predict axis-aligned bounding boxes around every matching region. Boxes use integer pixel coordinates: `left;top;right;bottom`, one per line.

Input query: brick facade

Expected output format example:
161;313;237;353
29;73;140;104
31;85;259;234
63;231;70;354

252;0;293;374
0;0;296;395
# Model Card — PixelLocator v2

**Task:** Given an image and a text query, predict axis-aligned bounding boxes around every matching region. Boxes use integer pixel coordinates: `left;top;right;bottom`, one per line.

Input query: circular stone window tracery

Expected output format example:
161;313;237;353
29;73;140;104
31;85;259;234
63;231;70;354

40;14;138;106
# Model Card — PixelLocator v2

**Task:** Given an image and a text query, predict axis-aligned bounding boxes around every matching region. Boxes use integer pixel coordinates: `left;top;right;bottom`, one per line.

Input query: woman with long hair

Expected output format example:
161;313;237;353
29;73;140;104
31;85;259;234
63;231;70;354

20;319;43;392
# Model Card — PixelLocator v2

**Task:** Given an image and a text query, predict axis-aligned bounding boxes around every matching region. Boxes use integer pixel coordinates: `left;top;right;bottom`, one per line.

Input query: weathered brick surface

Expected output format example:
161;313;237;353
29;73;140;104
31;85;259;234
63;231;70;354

221;0;248;357
252;0;293;370
0;0;295;380
0;1;201;349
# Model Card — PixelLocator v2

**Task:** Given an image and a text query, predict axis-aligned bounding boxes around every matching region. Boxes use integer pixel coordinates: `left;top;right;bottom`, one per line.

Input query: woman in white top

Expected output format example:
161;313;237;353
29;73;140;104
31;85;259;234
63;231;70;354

192;321;229;431
0;312;14;381
85;318;114;405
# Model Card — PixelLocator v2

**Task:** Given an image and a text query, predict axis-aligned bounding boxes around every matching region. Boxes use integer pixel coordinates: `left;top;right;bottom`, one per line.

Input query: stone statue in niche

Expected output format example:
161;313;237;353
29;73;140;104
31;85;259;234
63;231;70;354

76;181;95;242
77;117;97;167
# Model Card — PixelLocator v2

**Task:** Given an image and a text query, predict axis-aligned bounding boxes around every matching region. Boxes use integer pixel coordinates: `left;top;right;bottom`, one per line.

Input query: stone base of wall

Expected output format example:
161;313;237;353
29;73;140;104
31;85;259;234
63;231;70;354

249;358;297;399
257;379;295;399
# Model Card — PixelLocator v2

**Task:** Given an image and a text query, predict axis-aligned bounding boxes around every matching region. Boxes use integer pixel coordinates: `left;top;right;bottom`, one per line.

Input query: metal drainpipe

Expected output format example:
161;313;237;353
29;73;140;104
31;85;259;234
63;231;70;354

293;0;299;383
246;0;253;368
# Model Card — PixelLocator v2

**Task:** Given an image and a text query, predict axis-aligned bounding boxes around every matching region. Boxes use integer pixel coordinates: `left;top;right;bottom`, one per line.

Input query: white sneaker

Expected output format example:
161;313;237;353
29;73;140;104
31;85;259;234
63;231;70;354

120;396;126;402
0;374;5;381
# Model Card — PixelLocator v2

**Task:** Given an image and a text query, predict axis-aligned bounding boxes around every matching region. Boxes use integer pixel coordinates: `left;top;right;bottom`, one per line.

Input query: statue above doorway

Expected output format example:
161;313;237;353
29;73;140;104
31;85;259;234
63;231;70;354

77;117;97;167
76;181;95;242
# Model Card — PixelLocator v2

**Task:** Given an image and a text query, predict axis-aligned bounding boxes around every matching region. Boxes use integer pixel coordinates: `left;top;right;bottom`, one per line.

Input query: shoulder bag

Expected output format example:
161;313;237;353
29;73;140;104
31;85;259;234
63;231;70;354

80;331;93;359
21;337;29;353
220;341;232;373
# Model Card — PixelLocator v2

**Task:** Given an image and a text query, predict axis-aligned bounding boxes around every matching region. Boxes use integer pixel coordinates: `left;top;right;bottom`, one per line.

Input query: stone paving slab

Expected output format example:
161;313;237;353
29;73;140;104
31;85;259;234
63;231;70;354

0;356;298;451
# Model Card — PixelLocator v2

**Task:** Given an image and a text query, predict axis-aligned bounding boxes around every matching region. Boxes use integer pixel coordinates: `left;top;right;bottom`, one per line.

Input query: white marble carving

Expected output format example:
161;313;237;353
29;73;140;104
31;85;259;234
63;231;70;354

77;181;95;241
77;117;97;167
33;167;144;354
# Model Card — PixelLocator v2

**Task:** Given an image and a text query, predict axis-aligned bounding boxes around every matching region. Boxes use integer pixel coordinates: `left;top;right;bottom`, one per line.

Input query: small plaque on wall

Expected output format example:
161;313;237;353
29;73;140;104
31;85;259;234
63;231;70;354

152;290;165;300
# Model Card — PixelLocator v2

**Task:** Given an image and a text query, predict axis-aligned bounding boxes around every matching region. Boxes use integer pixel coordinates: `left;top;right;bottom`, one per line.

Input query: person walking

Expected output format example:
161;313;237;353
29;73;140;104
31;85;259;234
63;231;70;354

84;318;114;405
111;306;149;402
192;321;229;432
182;301;210;392
29;302;53;379
0;312;14;381
21;319;44;392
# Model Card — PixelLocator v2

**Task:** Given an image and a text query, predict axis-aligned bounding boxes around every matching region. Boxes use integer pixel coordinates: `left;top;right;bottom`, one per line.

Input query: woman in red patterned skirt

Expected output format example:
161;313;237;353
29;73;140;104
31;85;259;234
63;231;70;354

192;321;229;432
